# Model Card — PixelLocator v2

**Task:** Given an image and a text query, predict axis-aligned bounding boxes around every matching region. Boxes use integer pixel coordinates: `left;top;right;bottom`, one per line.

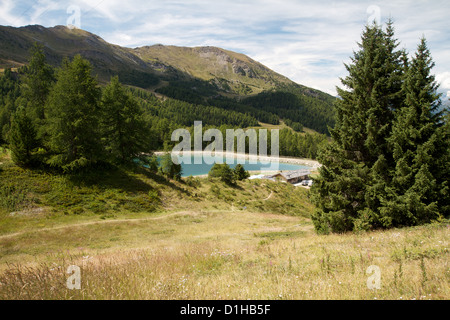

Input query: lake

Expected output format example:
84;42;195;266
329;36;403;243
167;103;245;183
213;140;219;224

158;154;311;177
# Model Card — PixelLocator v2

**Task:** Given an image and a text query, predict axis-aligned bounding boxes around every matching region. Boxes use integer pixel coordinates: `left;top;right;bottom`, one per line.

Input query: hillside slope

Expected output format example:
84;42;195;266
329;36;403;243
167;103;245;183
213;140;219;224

0;24;336;133
0;152;448;300
134;44;292;94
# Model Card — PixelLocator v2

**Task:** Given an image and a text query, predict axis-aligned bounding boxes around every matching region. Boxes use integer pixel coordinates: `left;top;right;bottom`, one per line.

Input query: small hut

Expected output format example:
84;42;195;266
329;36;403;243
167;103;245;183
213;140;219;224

265;169;311;184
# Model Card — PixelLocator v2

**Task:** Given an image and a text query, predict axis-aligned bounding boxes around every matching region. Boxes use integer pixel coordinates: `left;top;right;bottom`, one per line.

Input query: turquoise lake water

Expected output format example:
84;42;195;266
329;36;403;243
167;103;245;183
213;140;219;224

158;154;310;177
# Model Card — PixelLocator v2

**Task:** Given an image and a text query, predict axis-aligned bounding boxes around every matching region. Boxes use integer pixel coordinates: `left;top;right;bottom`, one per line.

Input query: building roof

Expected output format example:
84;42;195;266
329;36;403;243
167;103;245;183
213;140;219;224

267;169;311;181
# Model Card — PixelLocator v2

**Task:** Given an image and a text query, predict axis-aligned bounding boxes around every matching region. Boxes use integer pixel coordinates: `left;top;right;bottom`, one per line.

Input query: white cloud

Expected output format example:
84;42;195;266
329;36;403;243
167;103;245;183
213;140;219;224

1;0;449;95
0;0;29;26
29;0;60;25
436;72;450;95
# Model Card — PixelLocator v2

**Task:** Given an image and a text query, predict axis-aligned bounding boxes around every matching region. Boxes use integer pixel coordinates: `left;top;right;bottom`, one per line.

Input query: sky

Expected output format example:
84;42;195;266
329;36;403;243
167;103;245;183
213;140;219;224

1;0;449;98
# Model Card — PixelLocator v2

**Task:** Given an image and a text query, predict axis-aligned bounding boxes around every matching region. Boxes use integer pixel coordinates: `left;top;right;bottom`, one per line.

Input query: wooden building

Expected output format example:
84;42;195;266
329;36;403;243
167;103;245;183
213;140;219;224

264;169;311;184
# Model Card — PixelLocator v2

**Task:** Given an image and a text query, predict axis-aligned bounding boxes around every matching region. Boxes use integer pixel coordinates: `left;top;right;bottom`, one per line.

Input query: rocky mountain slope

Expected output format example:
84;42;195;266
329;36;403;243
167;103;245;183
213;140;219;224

133;44;292;94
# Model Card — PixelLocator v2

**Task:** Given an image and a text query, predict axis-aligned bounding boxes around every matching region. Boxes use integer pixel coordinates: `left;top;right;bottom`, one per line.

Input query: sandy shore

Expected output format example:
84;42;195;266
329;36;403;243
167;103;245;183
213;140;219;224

153;150;321;169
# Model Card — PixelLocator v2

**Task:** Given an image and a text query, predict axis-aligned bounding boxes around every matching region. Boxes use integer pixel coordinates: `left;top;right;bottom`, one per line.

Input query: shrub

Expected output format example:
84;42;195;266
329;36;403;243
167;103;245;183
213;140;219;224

353;208;374;232
185;176;201;188
139;155;159;172
158;153;182;180
233;164;250;181
208;163;235;185
311;209;353;234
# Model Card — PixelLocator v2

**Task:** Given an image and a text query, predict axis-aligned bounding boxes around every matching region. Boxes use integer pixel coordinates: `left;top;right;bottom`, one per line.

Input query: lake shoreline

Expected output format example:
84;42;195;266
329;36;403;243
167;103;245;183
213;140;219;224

186;170;282;179
153;151;322;171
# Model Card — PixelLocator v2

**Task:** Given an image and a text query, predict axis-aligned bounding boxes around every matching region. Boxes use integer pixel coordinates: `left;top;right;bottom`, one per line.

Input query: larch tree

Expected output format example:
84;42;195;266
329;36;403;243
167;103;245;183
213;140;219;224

100;76;152;164
9;106;39;166
45;55;102;171
21;43;54;121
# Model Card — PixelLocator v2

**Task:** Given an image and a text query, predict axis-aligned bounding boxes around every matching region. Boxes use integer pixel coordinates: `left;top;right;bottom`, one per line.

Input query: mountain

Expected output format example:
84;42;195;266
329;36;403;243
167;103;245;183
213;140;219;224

0;24;336;133
0;25;168;88
134;44;293;94
0;25;330;94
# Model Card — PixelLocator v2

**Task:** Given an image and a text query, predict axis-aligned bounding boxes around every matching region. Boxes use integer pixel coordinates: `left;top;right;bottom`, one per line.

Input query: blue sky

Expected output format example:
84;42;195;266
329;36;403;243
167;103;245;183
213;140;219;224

1;0;449;98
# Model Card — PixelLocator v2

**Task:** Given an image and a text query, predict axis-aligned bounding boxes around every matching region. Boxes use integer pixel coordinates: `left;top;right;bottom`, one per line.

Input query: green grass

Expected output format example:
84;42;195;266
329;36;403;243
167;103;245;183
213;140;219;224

0;152;448;300
255;230;307;240
250;121;320;136
0;151;313;237
0;164;162;235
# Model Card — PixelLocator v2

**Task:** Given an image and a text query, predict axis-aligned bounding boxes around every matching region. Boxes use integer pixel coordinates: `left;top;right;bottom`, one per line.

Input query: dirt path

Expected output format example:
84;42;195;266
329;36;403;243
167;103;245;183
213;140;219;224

0;189;277;240
248;191;273;202
0;211;196;240
263;191;274;201
0;205;299;241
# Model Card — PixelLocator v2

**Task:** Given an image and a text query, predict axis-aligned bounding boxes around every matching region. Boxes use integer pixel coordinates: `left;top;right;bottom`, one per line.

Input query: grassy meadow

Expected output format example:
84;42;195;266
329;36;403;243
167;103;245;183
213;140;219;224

0;148;448;300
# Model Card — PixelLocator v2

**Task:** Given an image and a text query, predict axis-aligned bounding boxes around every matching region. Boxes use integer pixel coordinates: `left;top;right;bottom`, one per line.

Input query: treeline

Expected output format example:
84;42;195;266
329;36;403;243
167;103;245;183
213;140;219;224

155;79;218;105
127;86;265;131
154;82;281;125
310;21;449;233
140;95;259;128
152;77;336;134
279;128;328;159
207;96;280;125
128;86;329;159
242;90;336;134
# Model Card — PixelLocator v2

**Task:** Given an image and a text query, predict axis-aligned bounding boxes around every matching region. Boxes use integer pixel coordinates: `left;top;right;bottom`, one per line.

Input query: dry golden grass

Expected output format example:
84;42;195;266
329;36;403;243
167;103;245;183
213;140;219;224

0;207;448;300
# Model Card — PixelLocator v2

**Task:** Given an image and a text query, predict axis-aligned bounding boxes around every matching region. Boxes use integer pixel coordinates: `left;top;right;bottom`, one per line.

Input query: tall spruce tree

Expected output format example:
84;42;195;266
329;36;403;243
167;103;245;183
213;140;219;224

381;38;449;226
310;22;406;233
100;76;152;164
45;55;102;171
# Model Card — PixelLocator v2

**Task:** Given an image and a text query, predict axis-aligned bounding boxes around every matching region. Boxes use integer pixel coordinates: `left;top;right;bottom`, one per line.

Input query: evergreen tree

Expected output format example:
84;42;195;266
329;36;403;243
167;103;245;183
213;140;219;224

381;38;449;226
159;153;182;180
100;76;152;164
0;69;22;143
310;22;406;233
21;43;54;120
45;55;102;171
9;107;39;166
208;163;235;185
234;164;250;181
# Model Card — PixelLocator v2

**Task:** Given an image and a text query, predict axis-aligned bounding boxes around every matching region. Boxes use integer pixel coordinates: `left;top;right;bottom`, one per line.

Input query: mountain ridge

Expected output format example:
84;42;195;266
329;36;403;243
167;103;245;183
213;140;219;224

133;44;293;94
0;24;327;96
